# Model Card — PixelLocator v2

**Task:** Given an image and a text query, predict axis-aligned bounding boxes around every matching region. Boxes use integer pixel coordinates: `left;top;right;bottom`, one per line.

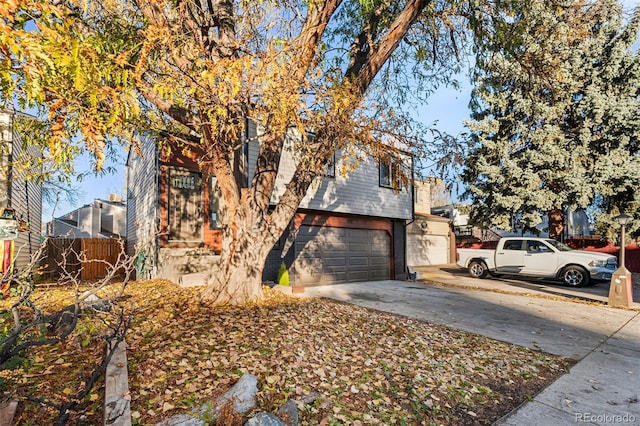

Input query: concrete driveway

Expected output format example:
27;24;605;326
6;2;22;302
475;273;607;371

298;277;636;360
295;268;640;425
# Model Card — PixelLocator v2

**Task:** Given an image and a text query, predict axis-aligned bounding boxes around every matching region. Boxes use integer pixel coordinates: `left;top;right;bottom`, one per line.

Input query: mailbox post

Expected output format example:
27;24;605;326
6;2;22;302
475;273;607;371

608;213;634;308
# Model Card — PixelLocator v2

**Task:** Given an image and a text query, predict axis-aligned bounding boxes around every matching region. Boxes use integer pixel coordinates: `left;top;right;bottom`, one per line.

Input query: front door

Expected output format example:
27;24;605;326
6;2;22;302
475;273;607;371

168;168;203;244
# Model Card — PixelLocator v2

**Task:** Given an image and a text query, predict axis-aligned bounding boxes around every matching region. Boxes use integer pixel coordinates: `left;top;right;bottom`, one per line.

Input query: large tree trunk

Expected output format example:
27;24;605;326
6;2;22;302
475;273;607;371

200;201;292;305
200;236;268;305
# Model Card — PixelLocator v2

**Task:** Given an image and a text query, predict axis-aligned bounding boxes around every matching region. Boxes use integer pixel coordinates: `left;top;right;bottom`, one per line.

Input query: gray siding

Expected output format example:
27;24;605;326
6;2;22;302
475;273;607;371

126;136;160;279
274;133;412;219
298;154;412;220
99;201;126;236
246;120;259;184
246;127;413;220
0;111;43;270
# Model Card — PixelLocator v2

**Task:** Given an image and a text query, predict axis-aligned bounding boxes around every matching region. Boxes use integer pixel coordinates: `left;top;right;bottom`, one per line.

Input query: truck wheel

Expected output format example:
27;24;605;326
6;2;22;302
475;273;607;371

468;260;489;279
561;266;589;287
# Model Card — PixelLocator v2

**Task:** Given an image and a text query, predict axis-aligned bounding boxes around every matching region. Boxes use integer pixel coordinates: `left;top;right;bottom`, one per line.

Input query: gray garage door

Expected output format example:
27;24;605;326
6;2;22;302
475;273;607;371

293;226;390;286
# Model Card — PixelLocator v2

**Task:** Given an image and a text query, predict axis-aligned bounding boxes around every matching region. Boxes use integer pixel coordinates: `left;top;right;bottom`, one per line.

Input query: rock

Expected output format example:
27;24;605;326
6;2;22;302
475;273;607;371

156;373;258;426
155;413;204;426
80;291;111;312
244;412;288;426
276;400;298;426
212;373;258;416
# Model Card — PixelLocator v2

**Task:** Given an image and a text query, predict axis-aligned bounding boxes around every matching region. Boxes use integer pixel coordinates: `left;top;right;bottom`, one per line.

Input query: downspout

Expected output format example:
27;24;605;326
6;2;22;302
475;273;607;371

25;181;31;255
154;141;161;277
402;155;416;279
244;117;250;187
6;110;14;209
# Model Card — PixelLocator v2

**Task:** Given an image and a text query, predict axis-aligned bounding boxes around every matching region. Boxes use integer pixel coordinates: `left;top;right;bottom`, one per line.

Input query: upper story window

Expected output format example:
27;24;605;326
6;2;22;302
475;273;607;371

379;156;404;189
306;131;335;178
323;152;336;178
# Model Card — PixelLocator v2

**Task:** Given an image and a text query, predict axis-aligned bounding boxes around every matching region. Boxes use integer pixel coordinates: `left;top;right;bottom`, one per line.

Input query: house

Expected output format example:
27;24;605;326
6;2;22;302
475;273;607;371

45;196;126;239
0;110;43;272
126;123;414;285
406;180;455;267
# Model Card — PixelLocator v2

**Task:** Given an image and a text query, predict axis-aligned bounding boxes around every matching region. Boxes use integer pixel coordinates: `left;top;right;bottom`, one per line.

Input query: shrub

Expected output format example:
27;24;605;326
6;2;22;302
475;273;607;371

277;262;290;286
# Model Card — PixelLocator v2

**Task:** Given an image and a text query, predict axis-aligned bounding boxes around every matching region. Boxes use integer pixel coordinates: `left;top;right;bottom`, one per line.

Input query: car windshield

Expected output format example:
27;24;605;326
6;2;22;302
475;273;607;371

545;239;572;252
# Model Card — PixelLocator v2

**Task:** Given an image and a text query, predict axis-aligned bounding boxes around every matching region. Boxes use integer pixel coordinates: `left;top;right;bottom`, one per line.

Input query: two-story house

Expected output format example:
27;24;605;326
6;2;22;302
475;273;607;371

0;110;43;272
126;122;413;286
45;196;126;239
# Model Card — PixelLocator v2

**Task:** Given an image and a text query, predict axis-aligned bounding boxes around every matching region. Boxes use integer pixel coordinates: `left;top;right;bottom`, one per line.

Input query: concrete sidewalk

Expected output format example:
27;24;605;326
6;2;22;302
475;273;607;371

295;278;639;425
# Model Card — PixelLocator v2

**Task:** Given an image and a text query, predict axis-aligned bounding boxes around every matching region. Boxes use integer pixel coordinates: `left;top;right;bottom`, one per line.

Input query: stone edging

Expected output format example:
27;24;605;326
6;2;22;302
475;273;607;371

104;340;132;426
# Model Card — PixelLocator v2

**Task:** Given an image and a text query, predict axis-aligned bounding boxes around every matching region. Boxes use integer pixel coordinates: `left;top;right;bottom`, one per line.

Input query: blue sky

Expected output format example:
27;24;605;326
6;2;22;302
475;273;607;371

42;148;128;221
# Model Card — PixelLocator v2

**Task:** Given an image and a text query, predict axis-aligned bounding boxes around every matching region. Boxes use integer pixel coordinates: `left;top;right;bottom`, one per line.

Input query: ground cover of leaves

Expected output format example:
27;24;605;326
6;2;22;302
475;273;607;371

2;279;570;425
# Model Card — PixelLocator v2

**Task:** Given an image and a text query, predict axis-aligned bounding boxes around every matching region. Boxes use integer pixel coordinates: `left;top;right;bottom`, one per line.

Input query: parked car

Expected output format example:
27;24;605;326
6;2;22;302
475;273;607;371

456;237;617;287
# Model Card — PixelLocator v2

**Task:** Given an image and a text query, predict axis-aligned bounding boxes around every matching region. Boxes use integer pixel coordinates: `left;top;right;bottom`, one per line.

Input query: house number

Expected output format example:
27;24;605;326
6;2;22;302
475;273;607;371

173;175;196;190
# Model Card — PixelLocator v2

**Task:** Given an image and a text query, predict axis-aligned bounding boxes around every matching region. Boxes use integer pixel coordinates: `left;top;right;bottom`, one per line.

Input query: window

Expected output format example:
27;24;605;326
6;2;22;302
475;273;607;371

209;176;222;229
306;132;335;178
503;240;523;251
526;240;551;253
379;156;404;189
323;152;336;178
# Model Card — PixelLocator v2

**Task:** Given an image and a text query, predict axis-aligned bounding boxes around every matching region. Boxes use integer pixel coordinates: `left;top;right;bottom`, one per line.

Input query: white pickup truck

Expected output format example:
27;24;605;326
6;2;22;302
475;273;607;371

456;237;617;287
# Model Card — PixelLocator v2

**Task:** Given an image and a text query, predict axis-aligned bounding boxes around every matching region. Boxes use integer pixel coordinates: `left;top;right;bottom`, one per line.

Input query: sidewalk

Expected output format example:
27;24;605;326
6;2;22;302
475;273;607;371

296;275;640;425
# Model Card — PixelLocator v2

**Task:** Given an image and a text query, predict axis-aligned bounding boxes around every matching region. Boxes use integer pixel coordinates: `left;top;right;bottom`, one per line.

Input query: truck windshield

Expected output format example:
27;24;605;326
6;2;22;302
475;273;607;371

545;239;573;252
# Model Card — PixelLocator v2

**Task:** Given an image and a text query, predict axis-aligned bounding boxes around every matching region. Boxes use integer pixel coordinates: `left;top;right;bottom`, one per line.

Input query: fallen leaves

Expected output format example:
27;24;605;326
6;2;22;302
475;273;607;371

122;280;569;425
2;279;570;425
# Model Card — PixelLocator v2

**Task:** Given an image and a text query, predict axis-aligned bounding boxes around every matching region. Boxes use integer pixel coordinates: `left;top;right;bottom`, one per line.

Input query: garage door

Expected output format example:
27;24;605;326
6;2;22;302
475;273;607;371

407;233;449;266
294;226;390;286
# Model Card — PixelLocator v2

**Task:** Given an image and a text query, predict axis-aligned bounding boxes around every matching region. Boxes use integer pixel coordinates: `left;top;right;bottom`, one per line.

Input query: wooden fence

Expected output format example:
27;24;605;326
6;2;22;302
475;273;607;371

42;238;125;281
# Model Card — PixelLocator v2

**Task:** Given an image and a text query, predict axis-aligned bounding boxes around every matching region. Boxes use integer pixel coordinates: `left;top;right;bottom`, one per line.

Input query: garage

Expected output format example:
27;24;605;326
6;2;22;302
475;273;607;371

406;216;451;266
293;225;390;286
407;233;449;266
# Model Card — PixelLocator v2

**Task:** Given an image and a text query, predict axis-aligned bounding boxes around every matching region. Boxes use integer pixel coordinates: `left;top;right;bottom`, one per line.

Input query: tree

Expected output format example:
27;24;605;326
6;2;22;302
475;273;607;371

1;240;134;424
428;177;451;208
2;1;526;304
462;0;640;240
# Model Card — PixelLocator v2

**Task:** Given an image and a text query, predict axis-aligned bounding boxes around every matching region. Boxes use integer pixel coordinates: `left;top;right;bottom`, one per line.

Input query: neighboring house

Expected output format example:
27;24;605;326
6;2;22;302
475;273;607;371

406;180;455;267
45;196;126;239
0;110;43;271
126;122;413;285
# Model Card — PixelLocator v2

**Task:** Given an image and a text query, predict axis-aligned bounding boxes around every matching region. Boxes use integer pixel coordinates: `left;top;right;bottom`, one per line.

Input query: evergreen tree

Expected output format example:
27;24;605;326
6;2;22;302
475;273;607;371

463;0;640;240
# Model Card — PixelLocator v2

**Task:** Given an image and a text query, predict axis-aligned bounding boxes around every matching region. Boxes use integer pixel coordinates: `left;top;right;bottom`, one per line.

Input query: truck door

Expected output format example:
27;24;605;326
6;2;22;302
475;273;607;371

521;240;557;276
495;239;525;273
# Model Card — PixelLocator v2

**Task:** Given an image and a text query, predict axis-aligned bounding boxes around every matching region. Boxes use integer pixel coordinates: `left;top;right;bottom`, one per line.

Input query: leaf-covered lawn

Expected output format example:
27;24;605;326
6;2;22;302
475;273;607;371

2;279;569;425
